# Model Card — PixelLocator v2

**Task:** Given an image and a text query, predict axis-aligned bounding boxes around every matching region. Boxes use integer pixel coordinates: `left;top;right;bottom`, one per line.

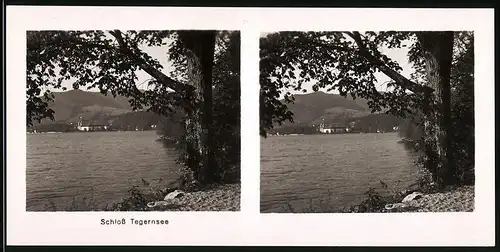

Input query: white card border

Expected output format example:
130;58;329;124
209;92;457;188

6;7;495;246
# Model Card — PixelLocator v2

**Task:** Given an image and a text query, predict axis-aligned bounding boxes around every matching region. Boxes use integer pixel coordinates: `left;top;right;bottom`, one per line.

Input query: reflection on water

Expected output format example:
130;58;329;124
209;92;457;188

260;132;419;213
26;131;182;211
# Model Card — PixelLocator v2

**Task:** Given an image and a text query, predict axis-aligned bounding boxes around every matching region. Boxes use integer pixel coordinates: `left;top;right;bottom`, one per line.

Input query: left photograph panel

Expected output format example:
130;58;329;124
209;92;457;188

26;30;241;212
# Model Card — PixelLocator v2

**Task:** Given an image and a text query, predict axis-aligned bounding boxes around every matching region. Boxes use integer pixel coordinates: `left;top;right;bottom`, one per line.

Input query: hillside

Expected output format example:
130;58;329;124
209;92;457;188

274;91;402;133
108;111;161;131
29;90;167;132
38;89;133;124
283;91;371;125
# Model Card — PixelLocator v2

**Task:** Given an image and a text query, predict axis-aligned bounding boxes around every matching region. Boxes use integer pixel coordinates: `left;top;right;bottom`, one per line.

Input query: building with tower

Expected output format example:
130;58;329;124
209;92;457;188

76;117;108;131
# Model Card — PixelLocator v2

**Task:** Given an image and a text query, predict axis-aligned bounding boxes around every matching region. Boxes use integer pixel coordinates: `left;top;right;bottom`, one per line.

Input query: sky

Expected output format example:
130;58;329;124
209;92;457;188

260;31;415;96
131;44;175;91
291;46;413;95
48;33;175;93
50;31;415;95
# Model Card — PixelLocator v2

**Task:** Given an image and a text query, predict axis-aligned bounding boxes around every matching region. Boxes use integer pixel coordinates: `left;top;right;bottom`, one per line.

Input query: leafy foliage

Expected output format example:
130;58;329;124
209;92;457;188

108;178;174;211
450;33;474;184
27;30;188;127
211;31;241;182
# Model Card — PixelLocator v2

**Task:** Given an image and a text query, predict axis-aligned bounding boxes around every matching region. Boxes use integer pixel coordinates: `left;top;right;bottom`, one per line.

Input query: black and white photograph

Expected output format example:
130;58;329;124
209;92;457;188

6;6;494;247
260;31;475;213
26;30;241;211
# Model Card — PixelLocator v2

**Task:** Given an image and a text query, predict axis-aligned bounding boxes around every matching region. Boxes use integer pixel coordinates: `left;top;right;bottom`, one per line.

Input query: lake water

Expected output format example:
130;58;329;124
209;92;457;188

26;131;182;211
260;132;419;213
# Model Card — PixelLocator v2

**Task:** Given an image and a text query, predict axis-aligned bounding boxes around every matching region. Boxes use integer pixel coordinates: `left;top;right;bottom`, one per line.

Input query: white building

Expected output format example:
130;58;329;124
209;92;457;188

319;119;349;134
76;117;108;131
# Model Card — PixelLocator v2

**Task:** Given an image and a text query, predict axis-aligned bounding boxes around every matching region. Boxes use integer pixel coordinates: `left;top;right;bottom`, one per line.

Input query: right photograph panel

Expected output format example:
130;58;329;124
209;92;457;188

259;31;475;213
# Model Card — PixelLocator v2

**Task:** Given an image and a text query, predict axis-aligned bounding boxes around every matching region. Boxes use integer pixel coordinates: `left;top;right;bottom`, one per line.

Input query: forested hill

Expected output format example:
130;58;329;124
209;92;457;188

40;89;133;123
275;91;402;133
282;91;370;125
29;90;162;131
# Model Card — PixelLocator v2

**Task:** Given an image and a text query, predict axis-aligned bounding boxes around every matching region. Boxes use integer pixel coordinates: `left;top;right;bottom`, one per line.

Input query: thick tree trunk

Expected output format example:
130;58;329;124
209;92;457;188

417;32;455;188
178;31;217;184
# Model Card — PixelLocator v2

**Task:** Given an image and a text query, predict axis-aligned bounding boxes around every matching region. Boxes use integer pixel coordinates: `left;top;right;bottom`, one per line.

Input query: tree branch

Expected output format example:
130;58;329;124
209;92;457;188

108;30;190;94
346;31;434;95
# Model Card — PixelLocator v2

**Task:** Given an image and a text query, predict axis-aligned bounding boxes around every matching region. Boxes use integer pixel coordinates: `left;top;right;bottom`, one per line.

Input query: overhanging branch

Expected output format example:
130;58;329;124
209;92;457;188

108;30;191;94
346;31;434;95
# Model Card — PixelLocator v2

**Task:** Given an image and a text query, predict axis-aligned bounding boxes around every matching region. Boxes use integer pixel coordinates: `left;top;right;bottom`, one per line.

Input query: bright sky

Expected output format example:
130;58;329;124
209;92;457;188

260;32;415;96
49;33;175;93
50;31;416;95
133;44;175;90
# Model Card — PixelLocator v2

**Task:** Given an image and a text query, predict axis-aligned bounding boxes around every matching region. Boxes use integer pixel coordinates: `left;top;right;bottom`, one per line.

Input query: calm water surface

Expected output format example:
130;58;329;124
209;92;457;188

260;132;419;212
27;131;182;211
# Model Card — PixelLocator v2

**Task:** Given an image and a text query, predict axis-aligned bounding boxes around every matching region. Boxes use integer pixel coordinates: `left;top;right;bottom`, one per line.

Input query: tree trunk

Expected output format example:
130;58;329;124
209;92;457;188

178;31;217;184
416;32;455;188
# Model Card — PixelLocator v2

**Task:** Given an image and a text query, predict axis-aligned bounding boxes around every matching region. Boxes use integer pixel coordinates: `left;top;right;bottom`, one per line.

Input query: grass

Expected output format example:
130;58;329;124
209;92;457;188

279;177;436;213
42;178;181;211
40;175;236;211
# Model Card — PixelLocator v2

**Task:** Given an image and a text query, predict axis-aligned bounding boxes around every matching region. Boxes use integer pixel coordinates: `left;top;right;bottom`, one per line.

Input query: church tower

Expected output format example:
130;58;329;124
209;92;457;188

319;118;325;133
77;117;83;130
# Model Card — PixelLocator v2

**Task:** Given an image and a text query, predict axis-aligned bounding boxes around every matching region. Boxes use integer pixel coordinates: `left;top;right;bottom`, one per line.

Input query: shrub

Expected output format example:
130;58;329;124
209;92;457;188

281;179;430;213
107;178;174;211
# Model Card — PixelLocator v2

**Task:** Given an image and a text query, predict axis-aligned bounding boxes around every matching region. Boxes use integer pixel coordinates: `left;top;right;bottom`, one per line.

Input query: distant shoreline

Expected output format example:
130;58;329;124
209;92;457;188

267;131;398;136
27;129;157;134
